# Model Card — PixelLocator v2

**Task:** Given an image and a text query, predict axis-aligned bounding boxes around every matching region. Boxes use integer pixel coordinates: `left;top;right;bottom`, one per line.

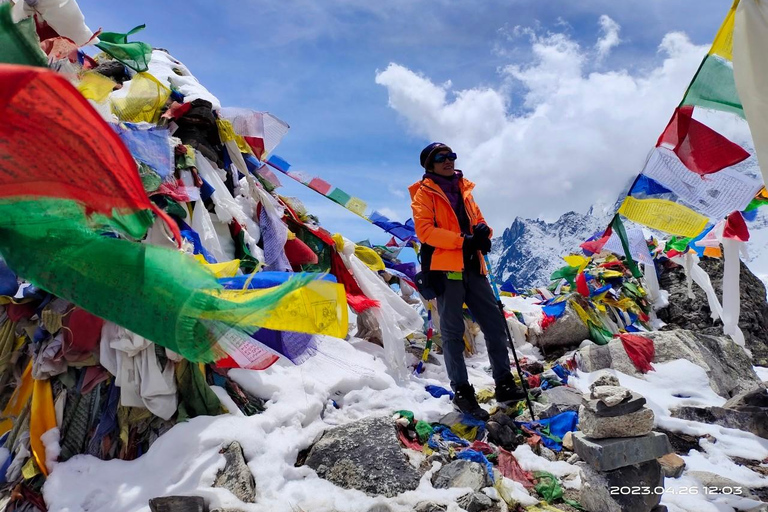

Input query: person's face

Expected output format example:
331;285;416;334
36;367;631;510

431;151;456;177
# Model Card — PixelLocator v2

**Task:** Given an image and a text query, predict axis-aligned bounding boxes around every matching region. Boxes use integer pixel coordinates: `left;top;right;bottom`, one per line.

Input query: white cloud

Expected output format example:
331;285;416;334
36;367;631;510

596;15;621;61
374;21;735;230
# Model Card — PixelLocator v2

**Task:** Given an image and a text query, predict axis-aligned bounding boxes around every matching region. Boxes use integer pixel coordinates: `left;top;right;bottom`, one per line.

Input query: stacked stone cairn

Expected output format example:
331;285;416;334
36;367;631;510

573;373;673;512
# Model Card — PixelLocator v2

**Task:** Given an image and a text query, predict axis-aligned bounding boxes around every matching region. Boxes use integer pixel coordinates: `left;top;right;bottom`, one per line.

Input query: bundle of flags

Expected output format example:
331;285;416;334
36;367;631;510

613;0;765;242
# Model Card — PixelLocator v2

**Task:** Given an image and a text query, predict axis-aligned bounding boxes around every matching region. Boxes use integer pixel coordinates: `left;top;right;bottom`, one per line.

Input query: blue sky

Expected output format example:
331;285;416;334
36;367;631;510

79;0;734;249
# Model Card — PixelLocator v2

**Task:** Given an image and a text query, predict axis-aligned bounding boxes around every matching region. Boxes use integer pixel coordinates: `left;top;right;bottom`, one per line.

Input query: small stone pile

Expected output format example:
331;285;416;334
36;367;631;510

573;373;672;512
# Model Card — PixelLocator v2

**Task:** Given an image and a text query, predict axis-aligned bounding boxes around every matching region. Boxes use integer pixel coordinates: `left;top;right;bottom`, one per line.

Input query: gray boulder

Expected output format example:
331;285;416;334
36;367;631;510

573;432;672;472
687;471;755;495
529;294;590;353
414;503;446;512
579;460;663;512
671;404;768;439
591;372;621;389
657;453;685;478
303;416;421;497
579;405;654;439
586;392;646;418
149;497;207;512
213;442;256;503
577;329;762;398
538;386;584;419
457;491;494;512
431;460;492;491
658;257;768;366
591;385;632;407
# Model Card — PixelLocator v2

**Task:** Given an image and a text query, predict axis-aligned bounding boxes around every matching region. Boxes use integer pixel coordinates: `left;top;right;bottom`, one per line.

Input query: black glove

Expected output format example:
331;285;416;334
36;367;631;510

463;234;478;252
473;223;491;240
478;237;492;255
463;234;492;255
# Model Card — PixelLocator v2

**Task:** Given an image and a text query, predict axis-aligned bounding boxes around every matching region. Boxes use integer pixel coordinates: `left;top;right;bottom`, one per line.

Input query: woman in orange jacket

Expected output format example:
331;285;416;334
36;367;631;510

410;143;525;420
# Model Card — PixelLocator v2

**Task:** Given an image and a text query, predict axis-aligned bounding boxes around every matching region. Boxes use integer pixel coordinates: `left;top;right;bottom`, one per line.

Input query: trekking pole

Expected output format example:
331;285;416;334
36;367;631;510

415;301;434;374
484;254;536;420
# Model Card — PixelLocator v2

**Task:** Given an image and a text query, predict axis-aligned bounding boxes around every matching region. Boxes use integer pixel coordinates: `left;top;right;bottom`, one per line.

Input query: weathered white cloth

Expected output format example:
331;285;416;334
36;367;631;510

100;322;178;420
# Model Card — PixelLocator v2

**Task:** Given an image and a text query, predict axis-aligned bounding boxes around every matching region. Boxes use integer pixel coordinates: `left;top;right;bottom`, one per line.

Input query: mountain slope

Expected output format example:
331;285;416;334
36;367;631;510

490;207;613;289
492;205;768;291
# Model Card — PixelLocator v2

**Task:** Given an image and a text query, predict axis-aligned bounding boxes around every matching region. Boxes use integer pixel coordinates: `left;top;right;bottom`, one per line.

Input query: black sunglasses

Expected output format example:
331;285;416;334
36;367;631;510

433;152;457;163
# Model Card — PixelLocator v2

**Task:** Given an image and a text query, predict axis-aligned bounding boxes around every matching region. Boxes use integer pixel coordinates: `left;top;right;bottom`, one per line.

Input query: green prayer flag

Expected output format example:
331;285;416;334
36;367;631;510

682;55;744;118
96;24;153;72
0;198;313;363
327;187;352;207
415;420;434;443
176;360;224;421
551;265;579;286
588;322;613;345
745;196;768;212
395;410;415;426
666;236;693;253
0;3;48;67
533;471;564;504
611;215;642;278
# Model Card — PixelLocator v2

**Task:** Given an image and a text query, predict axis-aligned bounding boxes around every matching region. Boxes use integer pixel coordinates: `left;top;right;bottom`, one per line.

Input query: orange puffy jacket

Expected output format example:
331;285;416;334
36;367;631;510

409;174;492;274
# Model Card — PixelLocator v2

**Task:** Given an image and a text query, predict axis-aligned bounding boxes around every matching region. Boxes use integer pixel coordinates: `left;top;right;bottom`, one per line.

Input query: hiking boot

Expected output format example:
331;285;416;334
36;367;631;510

495;373;527;404
453;384;490;421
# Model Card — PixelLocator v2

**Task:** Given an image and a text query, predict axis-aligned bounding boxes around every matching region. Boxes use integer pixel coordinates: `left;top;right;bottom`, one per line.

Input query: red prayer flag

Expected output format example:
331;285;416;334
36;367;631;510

581;228;612;254
308;177;332;194
576;271;590;297
723;211;750;241
0;64;181;245
616;333;655;373
657;106;749;175
498;448;535;488
243;135;266;160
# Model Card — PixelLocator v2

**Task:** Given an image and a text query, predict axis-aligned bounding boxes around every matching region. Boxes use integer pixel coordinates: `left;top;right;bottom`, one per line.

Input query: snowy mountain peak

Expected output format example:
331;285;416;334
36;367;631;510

491;207;614;289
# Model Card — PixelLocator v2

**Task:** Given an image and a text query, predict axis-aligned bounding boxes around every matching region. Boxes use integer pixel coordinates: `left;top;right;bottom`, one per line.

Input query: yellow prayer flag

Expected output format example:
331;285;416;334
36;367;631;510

203;259;241;278
346;197;367;217
111;72;171;124
709;0;739;61
216;119;253;154
204;280;349;339
77;71;117;103
563;254;590;272
30;378;57;476
354;245;385;272
618;197;709;238
0;361;33;436
21;459;41;480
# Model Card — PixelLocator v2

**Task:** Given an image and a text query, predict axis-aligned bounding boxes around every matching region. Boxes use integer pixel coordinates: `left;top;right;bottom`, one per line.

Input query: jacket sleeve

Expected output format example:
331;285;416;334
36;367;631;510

468;194;493;238
411;190;465;250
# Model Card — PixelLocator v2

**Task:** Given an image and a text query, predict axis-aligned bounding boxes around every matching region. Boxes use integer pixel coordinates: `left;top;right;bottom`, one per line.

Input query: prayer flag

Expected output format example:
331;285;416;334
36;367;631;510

618;196;709;237
657;106;749;175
